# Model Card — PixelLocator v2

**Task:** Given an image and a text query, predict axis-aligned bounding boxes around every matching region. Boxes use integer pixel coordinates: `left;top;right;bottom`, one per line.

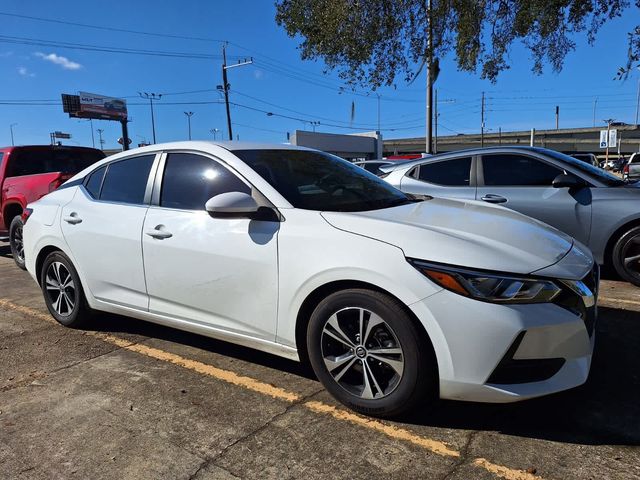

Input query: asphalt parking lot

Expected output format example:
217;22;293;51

1;245;639;480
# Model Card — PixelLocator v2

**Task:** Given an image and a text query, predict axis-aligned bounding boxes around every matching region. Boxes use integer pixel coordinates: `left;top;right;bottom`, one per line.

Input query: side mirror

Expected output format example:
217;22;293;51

552;173;584;189
205;192;259;217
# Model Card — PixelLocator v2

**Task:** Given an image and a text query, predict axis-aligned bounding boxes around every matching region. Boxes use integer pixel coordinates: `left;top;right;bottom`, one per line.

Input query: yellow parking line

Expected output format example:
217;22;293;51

474;458;541;480
598;296;640;307
304;400;460;457
0;299;544;480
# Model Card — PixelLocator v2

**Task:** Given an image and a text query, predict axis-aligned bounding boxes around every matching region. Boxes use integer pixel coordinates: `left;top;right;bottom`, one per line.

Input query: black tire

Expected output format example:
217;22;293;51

9;215;26;270
612;226;640;287
307;288;436;418
40;251;93;327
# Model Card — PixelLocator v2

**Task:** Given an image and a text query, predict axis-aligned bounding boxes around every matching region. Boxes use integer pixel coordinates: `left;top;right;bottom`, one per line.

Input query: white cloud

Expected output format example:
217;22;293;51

253;69;264;80
0;51;13;58
35;52;82;70
17;66;35;77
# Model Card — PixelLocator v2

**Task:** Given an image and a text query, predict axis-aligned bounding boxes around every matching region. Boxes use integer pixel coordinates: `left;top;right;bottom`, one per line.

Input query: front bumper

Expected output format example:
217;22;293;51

410;284;595;403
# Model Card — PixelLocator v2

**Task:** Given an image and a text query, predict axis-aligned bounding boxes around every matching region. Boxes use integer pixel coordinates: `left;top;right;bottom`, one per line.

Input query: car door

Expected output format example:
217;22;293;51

141;152;279;341
60;153;158;309
476;153;592;244
399;156;476;200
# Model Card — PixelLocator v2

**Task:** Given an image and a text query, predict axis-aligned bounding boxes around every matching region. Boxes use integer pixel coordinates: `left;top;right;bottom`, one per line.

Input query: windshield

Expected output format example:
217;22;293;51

539;149;625;186
233;149;413;212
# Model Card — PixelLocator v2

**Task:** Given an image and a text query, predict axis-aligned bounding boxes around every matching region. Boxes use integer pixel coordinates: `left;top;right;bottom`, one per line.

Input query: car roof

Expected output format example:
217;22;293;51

383;146;569;171
0;145;103;153
123;140;311;154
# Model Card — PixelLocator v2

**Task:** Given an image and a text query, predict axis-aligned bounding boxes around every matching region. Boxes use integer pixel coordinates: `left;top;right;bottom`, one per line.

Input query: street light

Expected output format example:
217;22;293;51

184;111;194;140
210;128;220;140
77;119;95;148
96;128;105;150
9;123;17;146
138;92;162;143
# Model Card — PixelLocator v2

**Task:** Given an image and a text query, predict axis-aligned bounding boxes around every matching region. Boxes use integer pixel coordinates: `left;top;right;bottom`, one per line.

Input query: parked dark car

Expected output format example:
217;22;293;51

353;160;395;175
571;153;598;166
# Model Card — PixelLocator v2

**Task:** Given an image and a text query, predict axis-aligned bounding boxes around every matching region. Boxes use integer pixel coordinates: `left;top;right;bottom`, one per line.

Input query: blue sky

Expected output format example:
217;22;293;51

0;1;638;150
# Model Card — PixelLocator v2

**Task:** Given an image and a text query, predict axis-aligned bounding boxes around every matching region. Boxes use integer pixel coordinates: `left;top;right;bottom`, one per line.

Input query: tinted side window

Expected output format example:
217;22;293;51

84;165;107;198
418;157;471;186
0;152;4;171
482;154;563;186
100;155;155;204
160;153;250;210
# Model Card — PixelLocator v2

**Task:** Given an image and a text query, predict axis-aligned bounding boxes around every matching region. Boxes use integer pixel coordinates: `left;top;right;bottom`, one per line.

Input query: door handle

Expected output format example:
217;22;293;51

63;212;83;224
145;226;172;239
481;194;507;204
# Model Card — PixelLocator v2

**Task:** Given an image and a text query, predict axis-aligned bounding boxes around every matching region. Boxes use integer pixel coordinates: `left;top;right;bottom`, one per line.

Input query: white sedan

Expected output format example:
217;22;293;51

23;141;597;417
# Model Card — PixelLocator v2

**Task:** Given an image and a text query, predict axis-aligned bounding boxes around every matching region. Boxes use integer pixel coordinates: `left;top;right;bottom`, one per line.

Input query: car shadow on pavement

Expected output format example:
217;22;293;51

408;305;640;447
0;244;12;260
87;310;315;379
85;302;640;447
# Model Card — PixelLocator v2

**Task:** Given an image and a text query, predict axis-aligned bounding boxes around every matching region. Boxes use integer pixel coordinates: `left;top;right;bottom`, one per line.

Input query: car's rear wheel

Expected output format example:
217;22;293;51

40;251;92;327
9;215;26;270
612;226;640;287
307;288;436;418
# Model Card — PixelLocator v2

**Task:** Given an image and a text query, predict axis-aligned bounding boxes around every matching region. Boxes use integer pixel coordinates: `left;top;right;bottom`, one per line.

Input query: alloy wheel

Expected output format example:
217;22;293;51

44;262;76;317
621;234;640;282
321;307;404;399
12;223;24;263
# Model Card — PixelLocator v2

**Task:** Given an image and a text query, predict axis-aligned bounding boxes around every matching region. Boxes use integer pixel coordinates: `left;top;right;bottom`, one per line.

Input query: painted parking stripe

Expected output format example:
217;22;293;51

0;298;544;479
598;296;640;307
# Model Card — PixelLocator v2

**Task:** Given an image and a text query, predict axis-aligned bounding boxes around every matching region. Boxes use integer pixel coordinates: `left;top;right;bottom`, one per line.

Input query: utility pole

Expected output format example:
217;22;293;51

184;111;194;140
96;128;105;150
210;128;220;140
376;93;381;133
635;78;639;125
480;91;485;147
434;89;438;154
555;106;559;130
593;98;598;127
9;123;17;146
220;44;253;141
498;127;502;145
604;118;615;166
89;119;95;148
425;0;433;153
138;92;162;144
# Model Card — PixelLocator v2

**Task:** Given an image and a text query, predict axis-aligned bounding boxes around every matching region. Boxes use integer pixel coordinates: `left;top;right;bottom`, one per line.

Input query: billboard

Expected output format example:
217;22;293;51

78;92;128;120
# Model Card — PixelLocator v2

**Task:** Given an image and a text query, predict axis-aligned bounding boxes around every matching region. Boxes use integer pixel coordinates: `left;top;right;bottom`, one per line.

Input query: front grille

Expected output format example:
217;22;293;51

553;264;599;337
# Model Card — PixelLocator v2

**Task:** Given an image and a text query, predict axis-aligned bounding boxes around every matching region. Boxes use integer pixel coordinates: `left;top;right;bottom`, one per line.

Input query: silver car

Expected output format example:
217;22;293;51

382;146;640;286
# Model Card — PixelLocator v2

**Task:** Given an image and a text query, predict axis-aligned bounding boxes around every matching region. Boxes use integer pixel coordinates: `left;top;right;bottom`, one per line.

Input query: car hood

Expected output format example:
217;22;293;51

321;197;586;277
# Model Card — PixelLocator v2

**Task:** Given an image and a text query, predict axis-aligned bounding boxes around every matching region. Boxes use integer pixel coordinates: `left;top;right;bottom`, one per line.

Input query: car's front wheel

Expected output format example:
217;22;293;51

9;215;26;270
40;251;92;327
307;288;436;418
612;226;640;287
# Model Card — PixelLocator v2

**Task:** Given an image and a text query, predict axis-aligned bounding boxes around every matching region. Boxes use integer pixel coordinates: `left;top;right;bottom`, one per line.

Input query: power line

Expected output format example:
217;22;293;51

0;34;235;60
0;11;225;43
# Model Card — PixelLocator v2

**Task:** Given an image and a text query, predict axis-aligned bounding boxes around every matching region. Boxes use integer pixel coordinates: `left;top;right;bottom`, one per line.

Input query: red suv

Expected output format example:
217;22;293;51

0;145;105;269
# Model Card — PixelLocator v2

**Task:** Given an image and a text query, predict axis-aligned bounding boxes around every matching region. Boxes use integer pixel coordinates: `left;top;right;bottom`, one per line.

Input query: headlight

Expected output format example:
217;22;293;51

409;259;562;304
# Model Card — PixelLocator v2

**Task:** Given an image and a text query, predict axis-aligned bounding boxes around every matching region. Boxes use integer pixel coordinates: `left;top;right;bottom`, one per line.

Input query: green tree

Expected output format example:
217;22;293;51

275;0;640;88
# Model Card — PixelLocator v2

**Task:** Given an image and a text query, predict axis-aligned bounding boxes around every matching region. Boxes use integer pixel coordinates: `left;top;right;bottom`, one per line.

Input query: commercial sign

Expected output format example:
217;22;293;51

599;130;608;148
599;129;619;149
609;129;618;149
78;92;128;120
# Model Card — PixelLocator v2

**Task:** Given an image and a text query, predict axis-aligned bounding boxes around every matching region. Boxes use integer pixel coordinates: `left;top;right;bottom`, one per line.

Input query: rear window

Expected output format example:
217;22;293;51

5;147;105;178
